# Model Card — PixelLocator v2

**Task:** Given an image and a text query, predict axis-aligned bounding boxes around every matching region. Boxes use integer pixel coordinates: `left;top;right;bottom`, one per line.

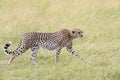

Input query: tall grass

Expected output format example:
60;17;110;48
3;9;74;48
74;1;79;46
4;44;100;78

0;0;120;80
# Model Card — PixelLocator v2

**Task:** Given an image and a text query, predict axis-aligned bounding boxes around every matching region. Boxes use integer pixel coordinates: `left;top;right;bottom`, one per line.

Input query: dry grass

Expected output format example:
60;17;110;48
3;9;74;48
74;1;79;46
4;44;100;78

0;0;120;80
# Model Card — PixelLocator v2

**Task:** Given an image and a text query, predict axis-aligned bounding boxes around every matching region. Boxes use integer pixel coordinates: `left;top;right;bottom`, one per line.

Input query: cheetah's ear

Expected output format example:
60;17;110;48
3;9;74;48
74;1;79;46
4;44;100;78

69;30;76;35
72;31;75;34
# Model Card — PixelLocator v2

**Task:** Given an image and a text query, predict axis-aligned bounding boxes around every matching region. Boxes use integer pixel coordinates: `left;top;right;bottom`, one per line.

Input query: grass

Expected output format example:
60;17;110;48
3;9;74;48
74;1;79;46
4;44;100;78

0;0;120;80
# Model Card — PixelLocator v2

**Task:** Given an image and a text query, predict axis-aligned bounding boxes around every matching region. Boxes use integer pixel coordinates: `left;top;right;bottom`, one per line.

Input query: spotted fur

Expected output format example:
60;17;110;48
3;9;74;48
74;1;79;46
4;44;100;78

3;29;83;65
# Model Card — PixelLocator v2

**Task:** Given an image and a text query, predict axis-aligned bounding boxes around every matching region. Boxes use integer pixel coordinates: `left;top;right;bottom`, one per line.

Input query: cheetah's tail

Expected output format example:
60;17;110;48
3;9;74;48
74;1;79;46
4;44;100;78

3;42;12;55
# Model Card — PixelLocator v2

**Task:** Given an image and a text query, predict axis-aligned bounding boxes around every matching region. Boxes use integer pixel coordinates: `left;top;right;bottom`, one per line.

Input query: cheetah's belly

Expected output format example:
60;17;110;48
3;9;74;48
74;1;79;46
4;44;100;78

39;42;59;50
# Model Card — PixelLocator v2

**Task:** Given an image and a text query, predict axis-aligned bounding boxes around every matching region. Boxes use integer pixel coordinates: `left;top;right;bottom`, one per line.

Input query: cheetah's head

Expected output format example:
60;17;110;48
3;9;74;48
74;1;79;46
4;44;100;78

70;29;83;39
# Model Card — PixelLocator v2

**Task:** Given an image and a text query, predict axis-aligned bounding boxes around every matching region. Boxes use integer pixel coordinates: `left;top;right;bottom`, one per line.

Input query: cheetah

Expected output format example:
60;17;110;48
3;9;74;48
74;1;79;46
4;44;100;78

4;29;83;65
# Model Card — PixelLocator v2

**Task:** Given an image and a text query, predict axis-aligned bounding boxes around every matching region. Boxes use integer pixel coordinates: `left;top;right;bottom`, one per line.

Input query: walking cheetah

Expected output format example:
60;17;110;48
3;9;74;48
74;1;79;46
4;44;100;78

4;29;83;65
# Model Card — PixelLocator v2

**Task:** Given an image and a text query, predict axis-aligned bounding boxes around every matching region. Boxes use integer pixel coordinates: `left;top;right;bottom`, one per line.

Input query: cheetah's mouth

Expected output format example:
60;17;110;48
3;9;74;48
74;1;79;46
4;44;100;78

79;35;83;38
81;35;83;38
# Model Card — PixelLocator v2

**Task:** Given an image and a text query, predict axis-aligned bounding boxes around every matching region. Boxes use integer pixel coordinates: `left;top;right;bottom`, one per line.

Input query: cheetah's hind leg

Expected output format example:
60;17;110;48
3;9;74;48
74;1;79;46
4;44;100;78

8;55;16;65
30;47;39;66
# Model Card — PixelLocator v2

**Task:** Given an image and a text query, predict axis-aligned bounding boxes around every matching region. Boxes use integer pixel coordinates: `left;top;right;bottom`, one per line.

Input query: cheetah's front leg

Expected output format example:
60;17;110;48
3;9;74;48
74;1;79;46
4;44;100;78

66;46;83;60
55;48;62;63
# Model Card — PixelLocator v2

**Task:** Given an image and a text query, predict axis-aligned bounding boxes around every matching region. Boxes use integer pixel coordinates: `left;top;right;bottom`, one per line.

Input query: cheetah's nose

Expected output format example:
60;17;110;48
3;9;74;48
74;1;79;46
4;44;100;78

81;35;83;38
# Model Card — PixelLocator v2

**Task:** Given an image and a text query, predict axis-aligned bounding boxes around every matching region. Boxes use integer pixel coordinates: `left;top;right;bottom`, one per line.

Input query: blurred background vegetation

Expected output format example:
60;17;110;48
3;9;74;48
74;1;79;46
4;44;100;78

0;0;120;80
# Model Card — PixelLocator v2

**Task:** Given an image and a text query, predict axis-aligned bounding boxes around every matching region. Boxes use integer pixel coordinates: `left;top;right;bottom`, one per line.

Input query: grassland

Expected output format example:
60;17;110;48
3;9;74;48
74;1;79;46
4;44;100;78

0;0;120;80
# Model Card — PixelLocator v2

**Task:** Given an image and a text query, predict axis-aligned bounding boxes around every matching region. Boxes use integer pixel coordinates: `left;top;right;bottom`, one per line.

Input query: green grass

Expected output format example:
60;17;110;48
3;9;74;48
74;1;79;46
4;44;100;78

0;0;120;80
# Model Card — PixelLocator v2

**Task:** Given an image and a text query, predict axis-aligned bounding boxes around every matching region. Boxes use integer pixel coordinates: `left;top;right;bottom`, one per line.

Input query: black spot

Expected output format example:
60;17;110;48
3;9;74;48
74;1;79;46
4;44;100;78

17;53;20;55
19;50;22;53
13;51;15;55
72;51;75;54
32;54;36;57
33;53;36;54
5;50;9;53
4;46;7;49
9;52;11;54
6;43;10;47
